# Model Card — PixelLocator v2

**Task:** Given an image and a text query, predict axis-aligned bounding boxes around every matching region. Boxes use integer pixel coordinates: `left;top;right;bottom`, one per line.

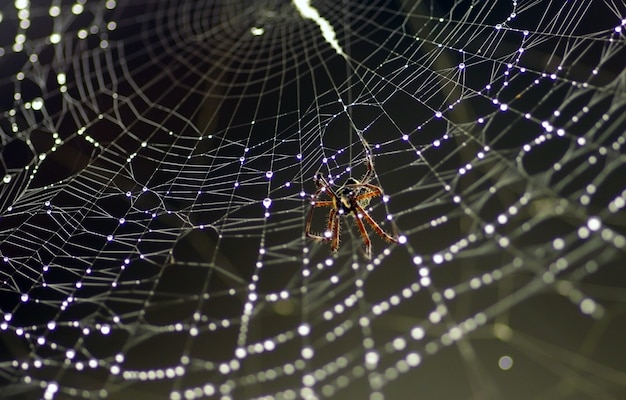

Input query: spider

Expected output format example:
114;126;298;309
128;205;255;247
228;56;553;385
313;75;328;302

305;152;397;259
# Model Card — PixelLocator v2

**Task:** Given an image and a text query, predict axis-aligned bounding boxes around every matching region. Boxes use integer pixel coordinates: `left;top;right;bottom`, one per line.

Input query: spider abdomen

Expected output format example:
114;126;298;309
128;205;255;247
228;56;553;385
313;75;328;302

333;195;356;215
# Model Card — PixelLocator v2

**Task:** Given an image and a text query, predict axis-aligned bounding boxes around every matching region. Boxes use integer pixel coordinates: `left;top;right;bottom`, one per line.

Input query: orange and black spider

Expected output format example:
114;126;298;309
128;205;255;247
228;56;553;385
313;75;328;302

305;152;397;259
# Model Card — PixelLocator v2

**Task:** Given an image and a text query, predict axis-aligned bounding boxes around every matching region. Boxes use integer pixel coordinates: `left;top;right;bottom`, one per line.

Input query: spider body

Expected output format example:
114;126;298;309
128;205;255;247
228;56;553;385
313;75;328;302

305;155;397;259
332;177;367;214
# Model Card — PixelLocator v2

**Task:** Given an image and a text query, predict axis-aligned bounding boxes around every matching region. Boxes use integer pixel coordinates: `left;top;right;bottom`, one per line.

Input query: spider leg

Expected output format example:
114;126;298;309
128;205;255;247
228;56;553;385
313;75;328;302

311;200;334;207
360;143;375;183
346;183;383;199
349;182;384;209
326;207;337;241
353;211;372;259
305;188;332;241
353;191;381;203
314;174;339;198
355;204;397;243
330;209;341;253
306;177;339;243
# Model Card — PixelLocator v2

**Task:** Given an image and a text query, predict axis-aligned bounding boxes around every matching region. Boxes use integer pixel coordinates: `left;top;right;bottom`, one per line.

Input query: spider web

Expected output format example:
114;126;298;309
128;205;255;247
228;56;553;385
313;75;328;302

1;0;625;399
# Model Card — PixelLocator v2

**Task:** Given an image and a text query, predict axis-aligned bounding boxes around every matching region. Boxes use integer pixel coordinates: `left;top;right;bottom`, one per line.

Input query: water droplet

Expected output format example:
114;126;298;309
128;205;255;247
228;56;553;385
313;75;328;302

251;27;265;36
31;97;44;110
265;171;273;179
263;198;272;208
